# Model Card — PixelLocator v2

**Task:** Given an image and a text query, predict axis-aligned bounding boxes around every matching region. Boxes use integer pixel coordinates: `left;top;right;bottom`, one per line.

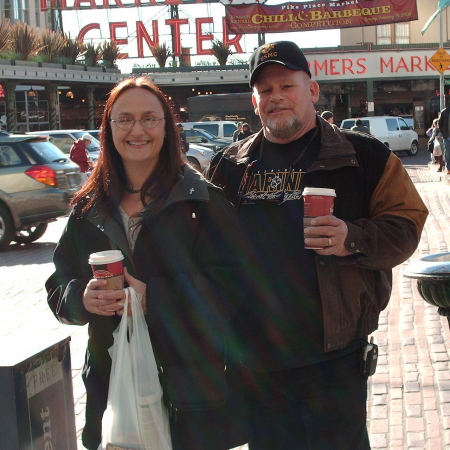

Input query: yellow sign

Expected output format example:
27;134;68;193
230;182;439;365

429;48;450;74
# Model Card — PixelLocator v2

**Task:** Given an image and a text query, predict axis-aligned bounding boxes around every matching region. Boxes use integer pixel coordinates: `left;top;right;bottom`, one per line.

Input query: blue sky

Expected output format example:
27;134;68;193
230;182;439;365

60;1;341;73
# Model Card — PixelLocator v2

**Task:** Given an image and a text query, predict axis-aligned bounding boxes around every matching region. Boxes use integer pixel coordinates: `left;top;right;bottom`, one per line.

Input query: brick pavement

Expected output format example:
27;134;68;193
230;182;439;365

2;161;450;450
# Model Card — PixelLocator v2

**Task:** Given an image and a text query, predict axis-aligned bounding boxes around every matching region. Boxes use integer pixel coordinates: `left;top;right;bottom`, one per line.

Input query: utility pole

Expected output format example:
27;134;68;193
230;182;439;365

170;5;178;67
440;11;445;109
50;0;64;33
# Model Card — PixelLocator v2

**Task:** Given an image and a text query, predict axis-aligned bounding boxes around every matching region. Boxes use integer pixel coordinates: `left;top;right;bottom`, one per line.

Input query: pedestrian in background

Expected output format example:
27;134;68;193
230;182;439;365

428;118;445;172
438;105;450;174
237;122;254;140
321;110;334;123
233;122;243;142
351;118;370;135
69;133;91;184
46;77;249;450
207;40;428;450
427;118;439;164
177;123;189;153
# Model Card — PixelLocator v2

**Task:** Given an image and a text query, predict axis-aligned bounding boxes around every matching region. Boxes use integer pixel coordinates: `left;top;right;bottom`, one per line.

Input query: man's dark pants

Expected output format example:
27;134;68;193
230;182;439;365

240;350;371;450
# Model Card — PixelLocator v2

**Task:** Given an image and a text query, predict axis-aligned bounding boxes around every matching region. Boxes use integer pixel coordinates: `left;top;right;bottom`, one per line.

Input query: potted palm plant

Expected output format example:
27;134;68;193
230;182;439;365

38;29;65;68
150;42;172;68
0;16;14;65
211;39;232;66
101;40;122;72
10;21;44;65
84;41;103;70
58;33;85;69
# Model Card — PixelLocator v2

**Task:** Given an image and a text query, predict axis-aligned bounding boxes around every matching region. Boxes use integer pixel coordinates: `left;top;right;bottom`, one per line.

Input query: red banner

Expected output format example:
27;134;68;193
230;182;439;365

225;0;418;35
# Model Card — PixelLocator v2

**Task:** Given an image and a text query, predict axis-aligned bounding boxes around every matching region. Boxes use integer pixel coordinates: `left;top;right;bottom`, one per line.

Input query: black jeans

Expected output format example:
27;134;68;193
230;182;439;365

240;350;371;450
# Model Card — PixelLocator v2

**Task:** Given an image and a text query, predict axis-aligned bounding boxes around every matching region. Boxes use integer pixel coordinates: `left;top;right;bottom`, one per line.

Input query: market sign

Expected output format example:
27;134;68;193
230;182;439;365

429;47;450;74
225;0;418;34
40;0;222;10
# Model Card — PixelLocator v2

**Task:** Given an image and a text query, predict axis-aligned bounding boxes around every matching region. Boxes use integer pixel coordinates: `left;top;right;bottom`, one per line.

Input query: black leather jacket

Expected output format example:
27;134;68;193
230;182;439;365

207;117;427;364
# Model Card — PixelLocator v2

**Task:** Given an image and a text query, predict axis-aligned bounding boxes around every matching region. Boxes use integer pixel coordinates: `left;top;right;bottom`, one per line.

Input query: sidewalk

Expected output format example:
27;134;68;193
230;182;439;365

365;164;450;449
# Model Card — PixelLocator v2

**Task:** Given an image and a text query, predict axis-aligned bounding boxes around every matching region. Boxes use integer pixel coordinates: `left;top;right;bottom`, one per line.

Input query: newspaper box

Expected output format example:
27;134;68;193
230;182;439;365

0;335;77;449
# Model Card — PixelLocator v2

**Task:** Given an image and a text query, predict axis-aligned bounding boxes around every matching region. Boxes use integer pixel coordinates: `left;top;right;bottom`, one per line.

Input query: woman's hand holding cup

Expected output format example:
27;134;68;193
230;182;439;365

90;267;147;316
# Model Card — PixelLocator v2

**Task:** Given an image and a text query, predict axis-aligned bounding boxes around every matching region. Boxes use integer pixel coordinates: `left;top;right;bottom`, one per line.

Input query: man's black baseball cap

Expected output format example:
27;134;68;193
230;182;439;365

249;41;311;87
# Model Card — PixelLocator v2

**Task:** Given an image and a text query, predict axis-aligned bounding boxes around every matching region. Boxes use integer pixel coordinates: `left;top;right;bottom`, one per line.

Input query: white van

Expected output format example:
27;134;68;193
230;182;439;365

340;116;419;156
181;121;237;142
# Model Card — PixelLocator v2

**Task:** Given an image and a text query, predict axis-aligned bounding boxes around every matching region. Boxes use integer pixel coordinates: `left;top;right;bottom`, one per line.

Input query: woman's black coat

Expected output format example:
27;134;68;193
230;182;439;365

46;166;250;450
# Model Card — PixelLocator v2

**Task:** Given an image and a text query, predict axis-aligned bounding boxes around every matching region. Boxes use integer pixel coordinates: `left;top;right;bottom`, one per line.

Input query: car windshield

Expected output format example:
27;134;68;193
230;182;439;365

341;121;355;129
72;132;100;152
27;140;68;163
197;129;217;139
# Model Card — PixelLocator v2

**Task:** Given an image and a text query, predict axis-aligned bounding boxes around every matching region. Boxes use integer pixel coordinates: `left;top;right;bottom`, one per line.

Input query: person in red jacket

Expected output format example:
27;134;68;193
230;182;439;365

70;133;92;183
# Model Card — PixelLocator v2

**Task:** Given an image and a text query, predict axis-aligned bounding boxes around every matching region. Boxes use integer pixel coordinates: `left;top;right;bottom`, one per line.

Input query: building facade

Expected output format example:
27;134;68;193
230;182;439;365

0;1;448;135
132;2;447;136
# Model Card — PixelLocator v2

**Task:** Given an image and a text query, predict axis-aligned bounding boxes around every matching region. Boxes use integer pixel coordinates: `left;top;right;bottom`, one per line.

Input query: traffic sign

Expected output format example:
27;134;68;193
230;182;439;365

445;79;450;85
429;48;450;74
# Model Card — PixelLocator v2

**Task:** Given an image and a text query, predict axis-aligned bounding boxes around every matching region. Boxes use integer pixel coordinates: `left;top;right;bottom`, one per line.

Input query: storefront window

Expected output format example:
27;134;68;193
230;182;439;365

15;90;49;132
395;23;410;44
377;25;391;45
377;23;410;45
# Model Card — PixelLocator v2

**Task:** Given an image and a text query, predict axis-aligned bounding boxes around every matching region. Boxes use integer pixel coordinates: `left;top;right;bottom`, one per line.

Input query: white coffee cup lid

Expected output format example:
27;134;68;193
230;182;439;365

302;187;336;197
89;250;124;265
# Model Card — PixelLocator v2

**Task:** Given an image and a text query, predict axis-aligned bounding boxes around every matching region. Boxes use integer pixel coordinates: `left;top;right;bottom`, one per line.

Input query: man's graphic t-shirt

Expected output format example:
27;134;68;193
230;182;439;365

237;128;358;369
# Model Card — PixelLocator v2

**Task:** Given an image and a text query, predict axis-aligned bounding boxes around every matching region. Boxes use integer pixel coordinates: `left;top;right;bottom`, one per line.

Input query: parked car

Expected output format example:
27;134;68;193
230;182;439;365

181;121;237;141
183;128;230;152
184;143;214;172
26;130;101;163
85;129;101;141
0;133;81;250
340;116;419;156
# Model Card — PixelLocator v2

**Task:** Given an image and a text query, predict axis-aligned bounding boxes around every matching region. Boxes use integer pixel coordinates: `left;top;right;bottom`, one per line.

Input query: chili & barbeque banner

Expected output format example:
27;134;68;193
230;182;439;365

225;0;418;35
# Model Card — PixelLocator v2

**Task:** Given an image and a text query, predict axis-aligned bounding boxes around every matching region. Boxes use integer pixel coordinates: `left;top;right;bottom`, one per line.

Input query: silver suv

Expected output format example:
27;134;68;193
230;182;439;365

0;133;81;249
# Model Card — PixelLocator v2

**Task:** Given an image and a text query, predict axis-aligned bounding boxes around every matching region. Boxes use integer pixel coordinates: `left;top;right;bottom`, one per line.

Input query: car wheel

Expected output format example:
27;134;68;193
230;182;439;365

407;140;419;156
187;156;201;172
0;204;14;251
14;223;48;244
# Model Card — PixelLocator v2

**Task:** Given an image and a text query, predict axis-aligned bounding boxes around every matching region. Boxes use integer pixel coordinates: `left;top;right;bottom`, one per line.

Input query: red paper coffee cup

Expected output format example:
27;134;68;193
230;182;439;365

303;187;336;249
89;250;124;290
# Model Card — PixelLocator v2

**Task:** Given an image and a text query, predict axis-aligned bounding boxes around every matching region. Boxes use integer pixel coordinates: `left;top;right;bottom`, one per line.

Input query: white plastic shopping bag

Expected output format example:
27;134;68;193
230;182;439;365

100;287;172;450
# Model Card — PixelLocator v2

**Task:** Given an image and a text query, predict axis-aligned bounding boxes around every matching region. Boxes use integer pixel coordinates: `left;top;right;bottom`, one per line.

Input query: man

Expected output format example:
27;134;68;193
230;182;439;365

321;110;334;123
237;123;254;140
233;122;243;142
177;123;189;153
207;41;428;449
438;105;450;174
351;118;371;135
69;133;91;184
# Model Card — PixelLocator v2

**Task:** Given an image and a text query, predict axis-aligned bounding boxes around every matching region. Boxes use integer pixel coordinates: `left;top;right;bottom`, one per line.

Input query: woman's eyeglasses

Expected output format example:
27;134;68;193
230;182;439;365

110;116;165;130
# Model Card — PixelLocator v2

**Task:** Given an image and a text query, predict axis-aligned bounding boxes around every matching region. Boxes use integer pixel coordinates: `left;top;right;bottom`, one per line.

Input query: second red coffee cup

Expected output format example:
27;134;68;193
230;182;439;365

303;187;336;249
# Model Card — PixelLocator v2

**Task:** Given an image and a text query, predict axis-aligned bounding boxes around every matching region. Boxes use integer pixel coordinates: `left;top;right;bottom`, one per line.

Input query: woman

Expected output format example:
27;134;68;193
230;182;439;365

46;77;249;450
427;118;444;171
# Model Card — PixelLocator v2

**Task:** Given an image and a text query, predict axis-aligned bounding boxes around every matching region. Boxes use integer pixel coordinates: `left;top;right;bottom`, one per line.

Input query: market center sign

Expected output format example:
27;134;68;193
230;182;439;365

40;0;418;60
40;0;222;9
225;0;418;34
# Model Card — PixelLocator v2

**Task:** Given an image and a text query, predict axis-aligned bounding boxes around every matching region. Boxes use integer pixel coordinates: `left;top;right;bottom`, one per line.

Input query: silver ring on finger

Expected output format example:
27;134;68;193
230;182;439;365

328;238;333;247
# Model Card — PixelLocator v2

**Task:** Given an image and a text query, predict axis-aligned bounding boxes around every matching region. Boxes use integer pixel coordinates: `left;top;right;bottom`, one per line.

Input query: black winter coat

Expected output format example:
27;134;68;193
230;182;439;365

46;166;250;450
